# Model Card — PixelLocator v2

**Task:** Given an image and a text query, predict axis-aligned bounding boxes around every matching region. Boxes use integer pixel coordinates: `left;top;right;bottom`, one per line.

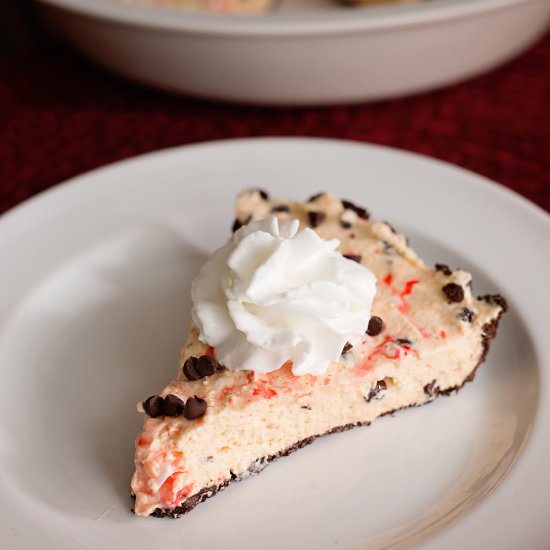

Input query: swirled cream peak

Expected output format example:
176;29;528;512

191;217;377;376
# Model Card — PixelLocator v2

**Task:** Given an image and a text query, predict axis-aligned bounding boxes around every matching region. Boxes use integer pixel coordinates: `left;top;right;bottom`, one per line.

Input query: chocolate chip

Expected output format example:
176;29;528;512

435;263;452;276
164;394;185;417
458;307;474;322
256;189;269;200
339;220;352;229
384;221;398;234
271;204;290;213
341;200;369;220
424;380;439;398
143;395;164;418
366;316;384;336
308;192;325;202
365;380;387;403
231;215;252;233
197;355;217;377
443;283;464;303
308;211;326;228
184;396;207;420
342;341;353;354
395;338;413;345
183;356;201;381
184;355;224;380
343;254;362;263
301;405;312;410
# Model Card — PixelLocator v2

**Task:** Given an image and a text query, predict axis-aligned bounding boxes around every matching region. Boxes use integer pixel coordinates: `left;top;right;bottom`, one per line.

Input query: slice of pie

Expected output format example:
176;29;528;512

131;190;507;517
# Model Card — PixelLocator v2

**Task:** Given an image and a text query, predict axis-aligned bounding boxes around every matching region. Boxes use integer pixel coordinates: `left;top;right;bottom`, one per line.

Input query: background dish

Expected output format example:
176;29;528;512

0;138;549;548
36;0;550;105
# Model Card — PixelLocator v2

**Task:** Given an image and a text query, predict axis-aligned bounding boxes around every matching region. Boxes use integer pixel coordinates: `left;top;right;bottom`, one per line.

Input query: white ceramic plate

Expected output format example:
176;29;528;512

0;138;548;549
36;0;550;105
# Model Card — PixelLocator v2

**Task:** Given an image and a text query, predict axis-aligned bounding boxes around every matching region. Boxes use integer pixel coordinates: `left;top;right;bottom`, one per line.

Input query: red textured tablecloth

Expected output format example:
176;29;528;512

1;31;549;215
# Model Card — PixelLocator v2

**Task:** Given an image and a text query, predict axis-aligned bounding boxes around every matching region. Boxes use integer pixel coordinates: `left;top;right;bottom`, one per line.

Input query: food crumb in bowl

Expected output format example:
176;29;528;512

120;0;423;14
120;0;278;14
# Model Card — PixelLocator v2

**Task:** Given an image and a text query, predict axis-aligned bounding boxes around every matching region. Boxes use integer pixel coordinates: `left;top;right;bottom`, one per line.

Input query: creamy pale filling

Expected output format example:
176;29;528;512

131;191;504;517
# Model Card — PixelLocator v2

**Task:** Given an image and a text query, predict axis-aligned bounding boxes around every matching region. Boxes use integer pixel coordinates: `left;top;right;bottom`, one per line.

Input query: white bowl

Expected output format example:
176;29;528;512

37;0;550;105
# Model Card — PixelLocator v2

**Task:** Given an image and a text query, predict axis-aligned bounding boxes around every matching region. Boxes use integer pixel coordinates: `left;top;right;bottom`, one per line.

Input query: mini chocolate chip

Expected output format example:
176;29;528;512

458;307;475;322
143;395;164;418
256;189;269;200
365;380;387;403
342;341;353;354
307;192;325;202
183;356;201;381
343;254;362;263
435;263;452;276
231;218;242;233
443;283;464;303
164;394;185;417
308;211;326;227
184;396;207;420
197;355;217;377
366;316;384;336
383;221;398;234
424;380;439;398
231;215;252;233
341;200;369;220
271;204;290;213
339;220;352;229
395;338;413;345
301;405;312;410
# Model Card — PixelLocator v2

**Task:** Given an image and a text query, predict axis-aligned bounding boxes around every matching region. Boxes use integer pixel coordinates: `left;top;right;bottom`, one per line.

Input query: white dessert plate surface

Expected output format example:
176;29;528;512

0;138;548;549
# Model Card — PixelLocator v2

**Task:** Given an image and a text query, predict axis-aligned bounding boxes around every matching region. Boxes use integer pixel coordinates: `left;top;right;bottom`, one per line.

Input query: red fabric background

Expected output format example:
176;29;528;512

1;31;549;215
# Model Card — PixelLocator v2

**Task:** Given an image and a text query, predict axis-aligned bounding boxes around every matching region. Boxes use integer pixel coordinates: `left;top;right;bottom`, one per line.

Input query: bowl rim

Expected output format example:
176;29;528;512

36;0;540;36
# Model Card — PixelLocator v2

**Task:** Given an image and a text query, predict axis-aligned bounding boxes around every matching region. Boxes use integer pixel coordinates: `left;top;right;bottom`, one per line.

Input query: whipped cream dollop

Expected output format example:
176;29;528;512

191;218;377;376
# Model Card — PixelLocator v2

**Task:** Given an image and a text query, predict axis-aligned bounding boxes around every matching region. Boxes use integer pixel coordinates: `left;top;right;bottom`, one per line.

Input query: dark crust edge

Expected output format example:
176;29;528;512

138;295;507;519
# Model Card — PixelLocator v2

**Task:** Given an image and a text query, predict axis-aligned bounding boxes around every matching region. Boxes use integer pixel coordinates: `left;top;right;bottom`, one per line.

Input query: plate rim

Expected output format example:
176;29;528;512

2;137;548;228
